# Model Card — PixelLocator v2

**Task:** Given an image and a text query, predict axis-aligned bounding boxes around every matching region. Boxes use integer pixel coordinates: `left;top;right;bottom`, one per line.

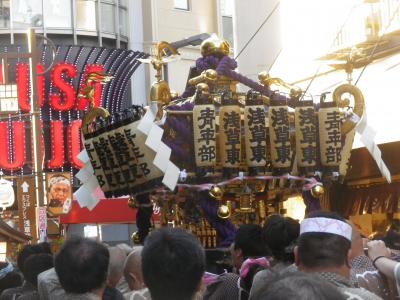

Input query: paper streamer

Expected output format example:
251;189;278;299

356;113;391;183
73;149;101;211
137;103;181;191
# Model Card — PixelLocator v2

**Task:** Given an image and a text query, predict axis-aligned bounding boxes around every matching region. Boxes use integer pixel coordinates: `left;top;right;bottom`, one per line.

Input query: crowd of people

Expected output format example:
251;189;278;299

0;210;399;299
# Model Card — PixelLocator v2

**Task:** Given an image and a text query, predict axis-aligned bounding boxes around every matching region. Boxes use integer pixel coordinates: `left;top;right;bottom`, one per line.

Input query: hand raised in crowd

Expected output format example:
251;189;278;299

367;240;391;262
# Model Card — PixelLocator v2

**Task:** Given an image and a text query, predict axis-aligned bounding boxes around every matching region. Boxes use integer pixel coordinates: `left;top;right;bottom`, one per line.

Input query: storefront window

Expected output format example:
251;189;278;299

76;0;97;31
119;7;128;36
101;2;115;33
174;0;190;11
12;0;43;29
0;0;10;28
43;0;72;28
221;0;234;47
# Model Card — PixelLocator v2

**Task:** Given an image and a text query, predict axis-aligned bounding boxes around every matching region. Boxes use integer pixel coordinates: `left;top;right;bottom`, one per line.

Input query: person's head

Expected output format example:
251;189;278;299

142;228;205;300
231;224;267;270
295;211;352;279
55;237;109;295
17;245;35;274
48;175;70;204
123;246;144;291
23;253;54;287
107;246;126;288
253;272;346;300
262;214;299;263
384;220;400;250
17;242;52;274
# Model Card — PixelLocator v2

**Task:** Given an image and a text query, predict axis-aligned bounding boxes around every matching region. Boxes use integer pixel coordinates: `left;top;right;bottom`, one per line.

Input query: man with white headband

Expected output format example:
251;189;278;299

295;211;382;300
47;175;71;215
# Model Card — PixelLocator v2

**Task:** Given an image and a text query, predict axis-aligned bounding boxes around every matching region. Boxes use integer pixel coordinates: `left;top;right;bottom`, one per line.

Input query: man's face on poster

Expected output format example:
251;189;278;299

49;180;70;207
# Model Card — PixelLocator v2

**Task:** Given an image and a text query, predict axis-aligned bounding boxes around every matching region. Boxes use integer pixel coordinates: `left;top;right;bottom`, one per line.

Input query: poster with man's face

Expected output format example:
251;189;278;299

46;173;72;216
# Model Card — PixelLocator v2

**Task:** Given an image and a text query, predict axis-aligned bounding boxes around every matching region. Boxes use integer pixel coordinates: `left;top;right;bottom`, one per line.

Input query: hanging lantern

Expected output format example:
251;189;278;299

318;95;342;172
192;84;216;172
219;93;241;177
109;114;143;192
91;119;121;197
269;97;291;174
83;124;112;198
294;100;317;174
244;91;267;174
119;116;163;192
0;178;14;210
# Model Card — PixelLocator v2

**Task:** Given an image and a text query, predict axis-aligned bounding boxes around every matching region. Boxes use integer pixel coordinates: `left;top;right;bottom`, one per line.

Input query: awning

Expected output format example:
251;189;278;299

60;198;137;224
0;219;31;243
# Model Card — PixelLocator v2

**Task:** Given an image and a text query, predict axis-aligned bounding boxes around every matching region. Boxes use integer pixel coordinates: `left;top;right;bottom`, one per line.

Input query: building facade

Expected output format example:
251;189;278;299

0;0;129;48
140;0;233;99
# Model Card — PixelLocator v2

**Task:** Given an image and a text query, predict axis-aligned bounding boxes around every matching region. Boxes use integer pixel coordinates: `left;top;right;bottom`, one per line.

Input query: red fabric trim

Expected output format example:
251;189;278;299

60;198;137;224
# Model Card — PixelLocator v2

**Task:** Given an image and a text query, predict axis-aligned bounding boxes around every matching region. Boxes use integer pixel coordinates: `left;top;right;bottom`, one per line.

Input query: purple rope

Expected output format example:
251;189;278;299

216;56;272;97
196;56;221;71
198;191;237;247
302;189;321;215
180;85;196;99
178;55;276;99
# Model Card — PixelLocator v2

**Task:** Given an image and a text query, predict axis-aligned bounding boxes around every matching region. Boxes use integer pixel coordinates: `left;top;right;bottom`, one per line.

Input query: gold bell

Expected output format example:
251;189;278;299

131;231;141;244
209;185;224;200
127;196;137;209
217;204;231;219
311;183;325;198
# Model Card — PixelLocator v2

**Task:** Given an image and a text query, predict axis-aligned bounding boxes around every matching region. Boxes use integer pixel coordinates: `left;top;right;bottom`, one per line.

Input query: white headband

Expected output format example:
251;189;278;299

48;176;70;188
300;217;352;241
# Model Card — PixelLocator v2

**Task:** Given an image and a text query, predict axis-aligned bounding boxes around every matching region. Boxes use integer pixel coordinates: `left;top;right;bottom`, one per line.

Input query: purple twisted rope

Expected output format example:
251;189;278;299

178;55;275;99
196;55;221;71
198;191;237;247
216;56;273;97
302;189;321;216
180;86;196;99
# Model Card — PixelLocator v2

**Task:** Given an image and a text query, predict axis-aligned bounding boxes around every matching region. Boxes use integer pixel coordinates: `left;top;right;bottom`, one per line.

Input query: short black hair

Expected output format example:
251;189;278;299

55;237;109;294
17;245;35;274
234;224;268;259
384;220;400;250
254;272;346;300
298;211;351;269
263;215;299;263
23;253;54;287
142;228;205;300
17;242;52;274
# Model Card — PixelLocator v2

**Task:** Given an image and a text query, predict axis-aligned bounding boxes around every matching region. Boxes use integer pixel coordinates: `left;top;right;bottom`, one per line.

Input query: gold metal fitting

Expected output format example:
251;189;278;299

311;183;325;198
196;82;210;95
127;196;137;209
131;231;141;244
200;36;230;57
209;185;224;200
189;69;218;86
258;71;270;84
217;204;231;219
